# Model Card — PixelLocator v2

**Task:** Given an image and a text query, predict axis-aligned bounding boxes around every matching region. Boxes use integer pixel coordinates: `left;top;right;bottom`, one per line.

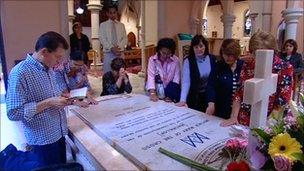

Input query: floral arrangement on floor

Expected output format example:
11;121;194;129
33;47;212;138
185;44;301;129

251;93;304;171
158;94;304;171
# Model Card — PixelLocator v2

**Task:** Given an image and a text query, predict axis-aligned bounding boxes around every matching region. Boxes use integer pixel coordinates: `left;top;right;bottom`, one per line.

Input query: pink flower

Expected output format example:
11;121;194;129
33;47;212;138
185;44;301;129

265;126;273;135
225;139;240;150
273;155;292;171
225;138;248;151
284;115;297;129
239;139;248;149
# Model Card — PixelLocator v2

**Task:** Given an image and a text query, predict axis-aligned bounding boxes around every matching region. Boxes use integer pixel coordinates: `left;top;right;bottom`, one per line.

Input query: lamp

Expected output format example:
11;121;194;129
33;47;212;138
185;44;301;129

76;7;84;14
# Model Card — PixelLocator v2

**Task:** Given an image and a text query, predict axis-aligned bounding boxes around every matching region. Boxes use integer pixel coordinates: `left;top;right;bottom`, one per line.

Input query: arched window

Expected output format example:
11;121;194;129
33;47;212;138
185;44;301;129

244;9;252;37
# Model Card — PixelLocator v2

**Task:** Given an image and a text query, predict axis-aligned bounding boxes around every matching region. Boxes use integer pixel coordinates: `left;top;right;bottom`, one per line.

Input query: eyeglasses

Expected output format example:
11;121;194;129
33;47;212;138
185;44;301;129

159;50;172;57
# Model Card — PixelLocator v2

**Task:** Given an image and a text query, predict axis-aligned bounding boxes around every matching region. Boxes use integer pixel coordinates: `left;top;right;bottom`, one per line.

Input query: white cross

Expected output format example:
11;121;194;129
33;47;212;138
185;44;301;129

243;50;278;158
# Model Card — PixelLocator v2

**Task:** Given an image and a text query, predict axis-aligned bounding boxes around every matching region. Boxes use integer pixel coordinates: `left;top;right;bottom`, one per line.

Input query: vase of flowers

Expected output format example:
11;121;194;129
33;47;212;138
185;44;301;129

251;93;304;170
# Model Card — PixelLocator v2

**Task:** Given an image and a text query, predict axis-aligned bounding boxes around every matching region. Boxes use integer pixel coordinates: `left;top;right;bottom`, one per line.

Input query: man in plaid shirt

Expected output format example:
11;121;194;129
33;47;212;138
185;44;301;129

5;31;81;169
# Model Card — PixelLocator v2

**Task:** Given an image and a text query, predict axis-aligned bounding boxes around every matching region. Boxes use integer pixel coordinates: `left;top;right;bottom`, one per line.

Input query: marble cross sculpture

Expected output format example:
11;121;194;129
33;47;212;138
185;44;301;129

243;49;278;158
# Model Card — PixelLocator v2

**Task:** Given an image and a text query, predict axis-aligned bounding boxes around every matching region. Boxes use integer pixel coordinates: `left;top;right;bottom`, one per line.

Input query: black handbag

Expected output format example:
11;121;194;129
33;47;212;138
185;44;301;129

164;81;181;103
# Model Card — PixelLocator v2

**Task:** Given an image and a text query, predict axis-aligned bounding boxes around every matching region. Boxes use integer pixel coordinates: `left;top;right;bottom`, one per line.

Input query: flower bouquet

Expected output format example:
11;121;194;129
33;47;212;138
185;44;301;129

159;137;250;171
251;93;304;170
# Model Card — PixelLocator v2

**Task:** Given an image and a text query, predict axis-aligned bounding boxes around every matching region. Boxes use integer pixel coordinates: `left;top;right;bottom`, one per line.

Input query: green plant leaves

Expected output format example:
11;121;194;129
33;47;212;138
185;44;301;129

158;147;219;171
251;128;271;144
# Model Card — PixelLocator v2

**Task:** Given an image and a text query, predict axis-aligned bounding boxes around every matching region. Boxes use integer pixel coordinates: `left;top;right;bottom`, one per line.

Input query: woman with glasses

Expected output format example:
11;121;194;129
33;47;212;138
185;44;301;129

176;35;216;112
146;38;181;102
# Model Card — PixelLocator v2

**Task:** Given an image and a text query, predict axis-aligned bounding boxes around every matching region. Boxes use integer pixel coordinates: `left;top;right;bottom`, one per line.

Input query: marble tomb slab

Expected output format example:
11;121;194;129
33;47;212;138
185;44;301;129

70;94;232;170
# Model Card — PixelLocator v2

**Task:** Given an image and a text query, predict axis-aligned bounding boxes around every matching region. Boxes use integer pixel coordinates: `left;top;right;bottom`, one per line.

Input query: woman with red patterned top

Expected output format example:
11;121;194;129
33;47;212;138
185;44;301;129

221;30;293;127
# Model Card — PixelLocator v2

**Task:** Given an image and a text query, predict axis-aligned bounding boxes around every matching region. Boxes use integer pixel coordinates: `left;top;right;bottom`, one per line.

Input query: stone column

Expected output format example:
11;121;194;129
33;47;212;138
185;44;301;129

249;13;258;34
190;18;200;35
138;0;146;77
262;0;272;32
282;8;304;41
67;0;75;35
221;14;236;38
87;0;102;67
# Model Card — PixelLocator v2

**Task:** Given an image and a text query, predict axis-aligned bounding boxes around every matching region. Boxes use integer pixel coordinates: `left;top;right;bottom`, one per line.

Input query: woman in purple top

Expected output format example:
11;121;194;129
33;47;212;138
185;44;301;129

146;38;181;102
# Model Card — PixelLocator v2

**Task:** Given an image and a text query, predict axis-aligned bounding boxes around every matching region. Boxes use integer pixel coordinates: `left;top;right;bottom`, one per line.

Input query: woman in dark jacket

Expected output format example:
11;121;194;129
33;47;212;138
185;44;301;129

70;22;91;67
176;35;216;112
280;39;304;78
205;39;244;119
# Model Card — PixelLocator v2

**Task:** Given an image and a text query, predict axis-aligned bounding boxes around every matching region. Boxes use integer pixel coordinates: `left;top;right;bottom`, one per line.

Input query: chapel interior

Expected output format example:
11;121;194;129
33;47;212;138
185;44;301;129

0;0;303;169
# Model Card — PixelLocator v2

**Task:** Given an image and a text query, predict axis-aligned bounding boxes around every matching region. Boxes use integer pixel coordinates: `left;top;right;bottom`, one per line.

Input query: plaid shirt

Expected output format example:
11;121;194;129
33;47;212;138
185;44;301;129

6;54;68;145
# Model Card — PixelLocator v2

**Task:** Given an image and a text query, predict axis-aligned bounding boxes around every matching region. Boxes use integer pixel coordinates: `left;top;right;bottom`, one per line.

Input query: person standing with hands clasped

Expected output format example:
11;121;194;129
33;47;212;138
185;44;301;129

99;4;127;73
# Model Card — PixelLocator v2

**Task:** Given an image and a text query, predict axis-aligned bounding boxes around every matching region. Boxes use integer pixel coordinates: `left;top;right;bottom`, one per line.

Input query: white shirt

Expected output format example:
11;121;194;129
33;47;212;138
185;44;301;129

99;19;127;52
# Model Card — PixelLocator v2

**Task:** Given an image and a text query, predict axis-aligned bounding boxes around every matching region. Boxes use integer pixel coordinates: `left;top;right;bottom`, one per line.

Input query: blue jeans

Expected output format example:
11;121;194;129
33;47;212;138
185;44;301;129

0;137;67;170
0;144;41;170
31;137;66;167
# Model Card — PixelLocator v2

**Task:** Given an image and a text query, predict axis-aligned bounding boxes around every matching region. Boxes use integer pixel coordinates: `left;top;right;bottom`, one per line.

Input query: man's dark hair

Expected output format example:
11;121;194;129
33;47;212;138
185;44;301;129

156;38;176;55
111;57;125;71
35;31;68;52
106;4;118;12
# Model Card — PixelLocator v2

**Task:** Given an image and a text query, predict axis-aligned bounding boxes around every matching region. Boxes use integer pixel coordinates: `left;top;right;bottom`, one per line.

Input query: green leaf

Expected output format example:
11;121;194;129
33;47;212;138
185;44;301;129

291;152;304;164
299;93;304;106
297;115;304;131
271;121;284;135
251;128;271;144
158;147;219;171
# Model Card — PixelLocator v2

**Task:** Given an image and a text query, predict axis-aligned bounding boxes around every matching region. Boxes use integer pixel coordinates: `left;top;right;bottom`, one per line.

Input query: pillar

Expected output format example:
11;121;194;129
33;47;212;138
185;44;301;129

138;0;146;77
262;0;272;32
87;0;102;67
221;14;236;38
67;0;75;35
282;8;304;41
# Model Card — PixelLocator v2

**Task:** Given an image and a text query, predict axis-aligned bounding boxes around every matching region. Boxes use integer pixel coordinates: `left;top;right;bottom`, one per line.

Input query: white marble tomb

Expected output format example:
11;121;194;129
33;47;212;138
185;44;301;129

69;94;233;170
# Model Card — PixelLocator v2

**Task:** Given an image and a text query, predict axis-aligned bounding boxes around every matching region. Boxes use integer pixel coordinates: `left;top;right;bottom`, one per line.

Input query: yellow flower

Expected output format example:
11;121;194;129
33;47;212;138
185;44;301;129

268;133;302;161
